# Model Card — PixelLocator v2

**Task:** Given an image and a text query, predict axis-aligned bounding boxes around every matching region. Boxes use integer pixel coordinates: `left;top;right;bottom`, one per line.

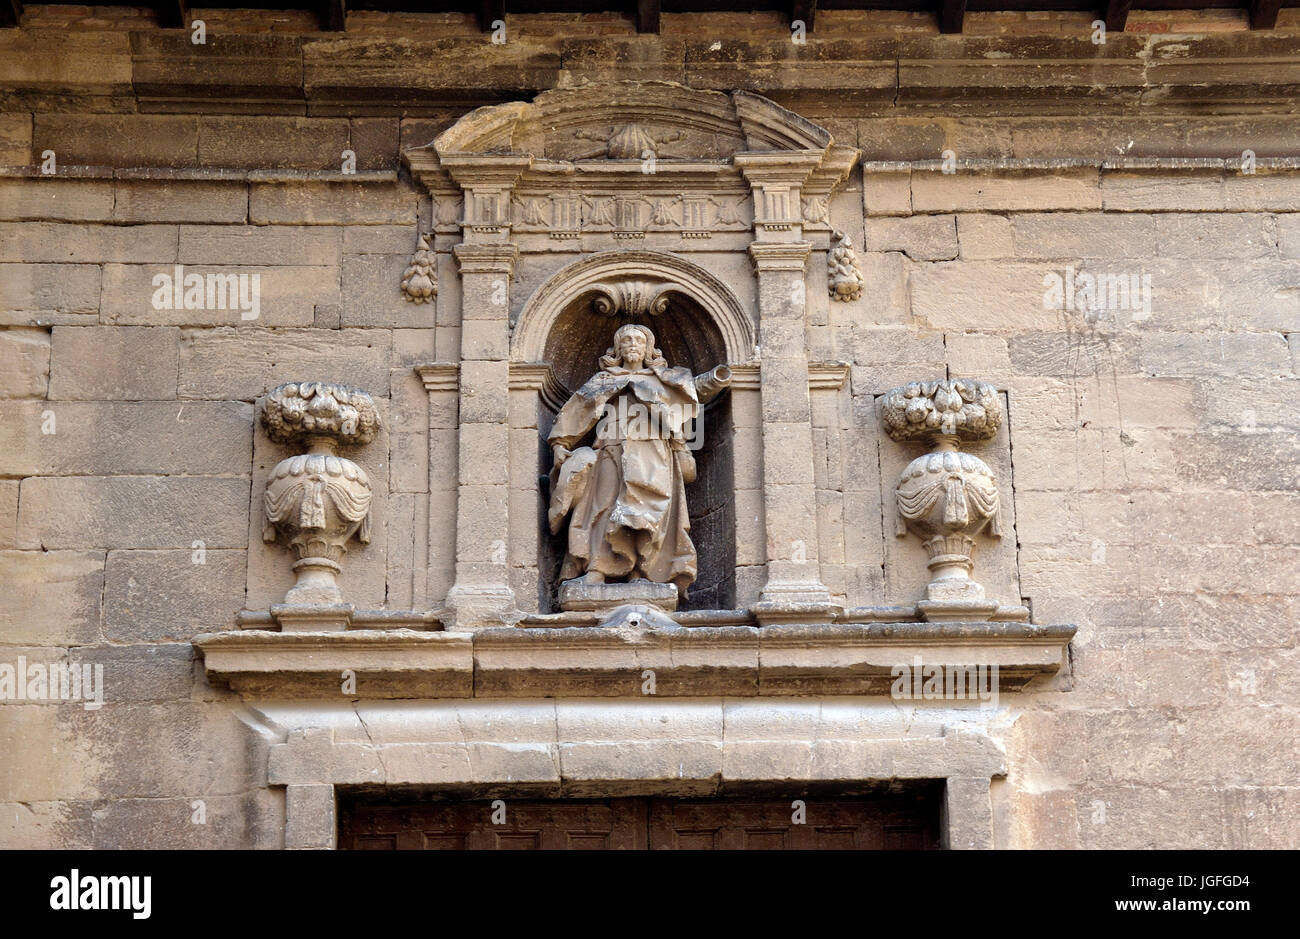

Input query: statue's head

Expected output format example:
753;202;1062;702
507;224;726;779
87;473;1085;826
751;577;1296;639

601;323;666;370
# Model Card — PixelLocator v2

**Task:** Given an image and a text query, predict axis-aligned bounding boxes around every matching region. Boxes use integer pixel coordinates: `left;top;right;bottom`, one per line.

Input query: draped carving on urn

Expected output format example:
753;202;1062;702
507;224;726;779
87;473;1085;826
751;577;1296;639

261;382;380;609
400;232;437;304
880;379;1005;620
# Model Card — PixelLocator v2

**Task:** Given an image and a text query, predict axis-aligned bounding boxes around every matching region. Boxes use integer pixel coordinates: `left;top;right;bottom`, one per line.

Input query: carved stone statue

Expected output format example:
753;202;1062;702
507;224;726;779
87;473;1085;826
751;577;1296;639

547;323;730;610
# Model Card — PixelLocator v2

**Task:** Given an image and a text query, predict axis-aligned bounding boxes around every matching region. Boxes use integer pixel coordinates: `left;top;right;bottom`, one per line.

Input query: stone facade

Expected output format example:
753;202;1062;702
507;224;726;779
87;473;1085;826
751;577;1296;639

1;9;1298;849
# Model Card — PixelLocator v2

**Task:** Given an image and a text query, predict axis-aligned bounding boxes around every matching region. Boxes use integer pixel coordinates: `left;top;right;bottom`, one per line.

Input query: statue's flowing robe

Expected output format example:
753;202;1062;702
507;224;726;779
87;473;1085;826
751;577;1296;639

548;364;700;594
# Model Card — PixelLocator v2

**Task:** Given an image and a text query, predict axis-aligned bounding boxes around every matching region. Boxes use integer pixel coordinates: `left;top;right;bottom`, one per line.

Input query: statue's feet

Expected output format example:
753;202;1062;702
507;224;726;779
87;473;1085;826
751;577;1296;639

582;571;606;584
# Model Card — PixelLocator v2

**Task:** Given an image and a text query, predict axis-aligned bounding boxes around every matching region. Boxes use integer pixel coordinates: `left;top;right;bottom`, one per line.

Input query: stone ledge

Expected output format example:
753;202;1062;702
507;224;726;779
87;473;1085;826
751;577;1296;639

196;620;1073;699
195;629;472;698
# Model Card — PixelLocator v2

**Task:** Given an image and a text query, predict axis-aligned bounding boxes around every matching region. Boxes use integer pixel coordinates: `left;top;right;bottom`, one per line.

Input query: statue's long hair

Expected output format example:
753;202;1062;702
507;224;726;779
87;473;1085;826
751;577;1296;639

599;323;667;370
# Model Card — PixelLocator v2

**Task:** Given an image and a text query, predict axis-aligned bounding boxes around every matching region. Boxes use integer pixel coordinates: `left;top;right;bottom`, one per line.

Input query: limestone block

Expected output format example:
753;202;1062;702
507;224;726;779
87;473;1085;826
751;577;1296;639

0;222;178;264
1010;212;1158;259
911;171;1102;213
1139;331;1291;379
178;225;340;267
0;263;100;320
0;401;252;477
49;326;179;400
864;215;958;261
284;784;336;850
18;476;249;550
341;253;432;328
0;482;15;548
0;328;50;398
178;327;391;399
199;116;349;170
72;643;196;705
249;182;417;226
0;801;93;850
0;180;114;223
92;792;283;849
0;707;95;802
104;549;246;641
33;114;199;169
129;31;304;107
0;113;31;165
102;263;337;327
1101;172;1226;212
910;261;1063;332
114;181;248;225
862;170;912;216
0;550;104;645
0;29;133;99
956;214;1013;259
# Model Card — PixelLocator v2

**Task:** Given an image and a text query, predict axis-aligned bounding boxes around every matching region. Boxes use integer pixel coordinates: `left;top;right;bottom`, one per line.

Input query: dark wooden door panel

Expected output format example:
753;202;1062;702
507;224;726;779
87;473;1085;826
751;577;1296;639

340;792;939;850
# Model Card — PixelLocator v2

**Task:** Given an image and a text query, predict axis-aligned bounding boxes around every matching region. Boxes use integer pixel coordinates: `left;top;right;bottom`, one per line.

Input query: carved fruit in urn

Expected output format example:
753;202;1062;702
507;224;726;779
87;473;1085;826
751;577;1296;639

880;379;1005;619
260;382;380;607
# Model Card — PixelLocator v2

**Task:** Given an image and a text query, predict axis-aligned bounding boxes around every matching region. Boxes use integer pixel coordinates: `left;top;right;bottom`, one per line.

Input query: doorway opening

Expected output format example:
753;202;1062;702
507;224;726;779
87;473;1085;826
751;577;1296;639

338;783;942;850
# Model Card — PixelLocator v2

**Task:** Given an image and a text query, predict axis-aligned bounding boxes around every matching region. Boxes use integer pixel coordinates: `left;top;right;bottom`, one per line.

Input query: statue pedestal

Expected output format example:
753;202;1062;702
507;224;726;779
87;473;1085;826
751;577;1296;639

558;579;678;613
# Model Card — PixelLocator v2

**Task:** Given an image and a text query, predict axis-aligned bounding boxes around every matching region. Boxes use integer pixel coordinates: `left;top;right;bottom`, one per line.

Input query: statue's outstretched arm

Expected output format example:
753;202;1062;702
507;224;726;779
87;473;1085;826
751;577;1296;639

693;364;733;403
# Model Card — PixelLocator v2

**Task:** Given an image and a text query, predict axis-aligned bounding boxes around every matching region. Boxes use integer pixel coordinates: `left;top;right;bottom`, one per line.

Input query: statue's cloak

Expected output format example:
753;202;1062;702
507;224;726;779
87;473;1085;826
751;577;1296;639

547;364;700;594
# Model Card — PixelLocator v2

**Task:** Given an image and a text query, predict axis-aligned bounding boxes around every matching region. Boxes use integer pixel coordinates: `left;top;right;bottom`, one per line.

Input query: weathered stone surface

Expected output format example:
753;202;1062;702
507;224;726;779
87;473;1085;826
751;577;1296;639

0;550;104;645
114;181;248;225
0;181;115;223
104;549;247;641
0;263;100;320
864;215;958;261
0;401;252;476
177;327;391;399
49;326;179;400
17;476;250;550
249;182;417;226
0;328;50;398
0;223;178;264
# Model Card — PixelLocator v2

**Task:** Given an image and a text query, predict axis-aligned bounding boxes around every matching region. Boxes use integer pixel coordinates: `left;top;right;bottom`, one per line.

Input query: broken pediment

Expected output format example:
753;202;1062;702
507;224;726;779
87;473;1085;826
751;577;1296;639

419;81;834;164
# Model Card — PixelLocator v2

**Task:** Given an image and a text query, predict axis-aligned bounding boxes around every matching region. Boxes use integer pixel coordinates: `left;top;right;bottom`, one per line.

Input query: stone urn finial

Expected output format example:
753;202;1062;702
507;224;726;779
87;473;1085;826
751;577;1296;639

260;382;380;611
880;378;1004;621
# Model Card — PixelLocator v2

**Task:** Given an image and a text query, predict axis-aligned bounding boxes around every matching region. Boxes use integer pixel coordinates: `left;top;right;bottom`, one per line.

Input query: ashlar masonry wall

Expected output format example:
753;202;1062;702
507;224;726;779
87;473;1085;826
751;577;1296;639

1;8;1297;848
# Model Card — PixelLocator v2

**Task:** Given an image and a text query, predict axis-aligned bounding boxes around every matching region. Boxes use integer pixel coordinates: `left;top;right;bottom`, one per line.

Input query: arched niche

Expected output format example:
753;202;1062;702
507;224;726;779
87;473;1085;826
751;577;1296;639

512;250;752;613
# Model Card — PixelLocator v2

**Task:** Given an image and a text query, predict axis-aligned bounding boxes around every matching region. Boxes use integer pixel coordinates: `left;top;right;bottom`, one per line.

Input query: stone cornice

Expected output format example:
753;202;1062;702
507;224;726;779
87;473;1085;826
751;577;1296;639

196;620;1074;700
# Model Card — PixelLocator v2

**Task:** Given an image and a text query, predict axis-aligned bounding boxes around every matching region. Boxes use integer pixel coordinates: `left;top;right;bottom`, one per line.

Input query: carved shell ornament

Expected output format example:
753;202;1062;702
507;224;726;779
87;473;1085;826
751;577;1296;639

586;280;685;318
573;123;686;161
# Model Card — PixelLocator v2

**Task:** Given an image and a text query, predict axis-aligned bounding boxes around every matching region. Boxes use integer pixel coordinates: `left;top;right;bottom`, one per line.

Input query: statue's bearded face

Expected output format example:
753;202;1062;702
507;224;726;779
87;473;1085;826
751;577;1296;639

618;330;647;365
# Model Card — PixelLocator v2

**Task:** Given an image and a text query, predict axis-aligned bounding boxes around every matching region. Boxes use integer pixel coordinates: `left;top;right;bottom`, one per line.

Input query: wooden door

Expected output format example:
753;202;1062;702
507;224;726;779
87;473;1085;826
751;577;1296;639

339;793;939;850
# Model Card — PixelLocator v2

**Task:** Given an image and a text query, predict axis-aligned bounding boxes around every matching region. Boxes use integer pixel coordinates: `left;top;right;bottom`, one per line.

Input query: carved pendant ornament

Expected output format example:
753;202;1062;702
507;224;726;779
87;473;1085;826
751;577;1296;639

400;232;437;304
261;382;380;608
828;230;865;302
880;379;1005;620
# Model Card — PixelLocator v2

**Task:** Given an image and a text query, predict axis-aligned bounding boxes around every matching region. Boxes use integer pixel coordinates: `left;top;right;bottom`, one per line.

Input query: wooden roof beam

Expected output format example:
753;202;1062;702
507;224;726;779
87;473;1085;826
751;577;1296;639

1249;0;1282;29
155;0;188;29
636;0;660;33
320;0;346;31
939;0;966;33
1103;0;1131;31
0;0;21;29
792;0;817;32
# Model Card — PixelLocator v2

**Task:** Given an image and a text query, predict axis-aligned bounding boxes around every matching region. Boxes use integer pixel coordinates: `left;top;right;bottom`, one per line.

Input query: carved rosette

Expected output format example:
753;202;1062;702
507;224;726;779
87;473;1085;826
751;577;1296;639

881;379;1005;618
828;230;865;302
400;232;437;303
260;382;380;609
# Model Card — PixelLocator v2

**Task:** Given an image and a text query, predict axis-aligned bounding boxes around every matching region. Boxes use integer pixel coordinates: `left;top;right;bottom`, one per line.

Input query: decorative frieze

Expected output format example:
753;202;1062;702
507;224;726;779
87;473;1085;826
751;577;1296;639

260;382;380;624
880;379;1006;622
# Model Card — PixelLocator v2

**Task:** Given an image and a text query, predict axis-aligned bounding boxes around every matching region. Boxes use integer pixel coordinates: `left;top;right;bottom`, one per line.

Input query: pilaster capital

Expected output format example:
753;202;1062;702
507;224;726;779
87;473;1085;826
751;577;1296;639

454;242;520;275
748;240;813;272
415;363;460;393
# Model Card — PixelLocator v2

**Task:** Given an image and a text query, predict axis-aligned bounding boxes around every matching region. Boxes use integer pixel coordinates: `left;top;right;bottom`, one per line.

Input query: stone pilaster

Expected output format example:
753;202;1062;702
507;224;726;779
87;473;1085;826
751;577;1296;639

738;151;836;623
442;242;519;629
